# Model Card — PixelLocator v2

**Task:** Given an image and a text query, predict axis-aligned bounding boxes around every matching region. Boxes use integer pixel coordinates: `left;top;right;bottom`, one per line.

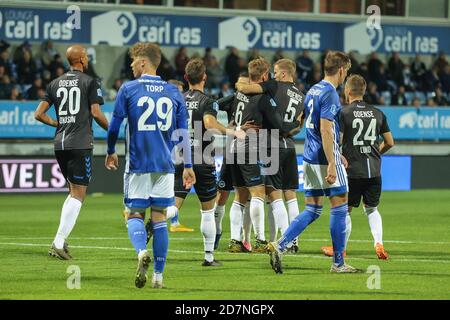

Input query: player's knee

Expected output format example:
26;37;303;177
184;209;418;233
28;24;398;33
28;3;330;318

363;206;377;215
127;209;145;220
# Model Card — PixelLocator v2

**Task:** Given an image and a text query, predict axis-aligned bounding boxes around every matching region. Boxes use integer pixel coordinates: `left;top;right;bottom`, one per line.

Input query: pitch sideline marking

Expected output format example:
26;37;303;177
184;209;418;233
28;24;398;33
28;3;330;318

0;241;450;265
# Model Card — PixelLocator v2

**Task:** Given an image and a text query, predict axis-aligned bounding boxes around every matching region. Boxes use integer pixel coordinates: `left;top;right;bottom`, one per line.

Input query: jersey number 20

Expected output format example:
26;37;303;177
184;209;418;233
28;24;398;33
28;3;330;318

57;87;80;116
137;96;173;131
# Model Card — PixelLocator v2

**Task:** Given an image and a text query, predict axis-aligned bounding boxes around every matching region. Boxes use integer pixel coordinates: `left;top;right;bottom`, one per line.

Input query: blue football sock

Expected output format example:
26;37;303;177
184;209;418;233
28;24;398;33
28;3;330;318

278;204;323;251
127;217;147;253
330;203;348;267
152;221;169;274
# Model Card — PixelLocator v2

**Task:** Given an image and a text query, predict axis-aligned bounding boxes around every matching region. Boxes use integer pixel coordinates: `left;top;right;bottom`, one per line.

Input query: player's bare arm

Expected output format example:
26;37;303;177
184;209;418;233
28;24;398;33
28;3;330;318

91;104;109;131
339;132;348;168
34;101;58;127
320;118;337;184
236;82;263;94
379;131;395;154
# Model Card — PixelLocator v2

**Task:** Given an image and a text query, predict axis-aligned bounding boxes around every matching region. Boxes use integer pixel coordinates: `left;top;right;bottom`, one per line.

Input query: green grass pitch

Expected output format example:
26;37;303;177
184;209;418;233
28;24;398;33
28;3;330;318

1;190;450;300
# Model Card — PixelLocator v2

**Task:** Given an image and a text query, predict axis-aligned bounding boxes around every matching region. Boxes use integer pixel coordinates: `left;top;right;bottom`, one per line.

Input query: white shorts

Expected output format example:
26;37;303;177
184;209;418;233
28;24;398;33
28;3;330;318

303;161;348;197
124;172;175;210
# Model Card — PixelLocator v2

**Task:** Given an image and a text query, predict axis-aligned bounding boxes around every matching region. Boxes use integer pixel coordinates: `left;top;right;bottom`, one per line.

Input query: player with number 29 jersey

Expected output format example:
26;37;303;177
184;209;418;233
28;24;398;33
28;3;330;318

112;75;190;174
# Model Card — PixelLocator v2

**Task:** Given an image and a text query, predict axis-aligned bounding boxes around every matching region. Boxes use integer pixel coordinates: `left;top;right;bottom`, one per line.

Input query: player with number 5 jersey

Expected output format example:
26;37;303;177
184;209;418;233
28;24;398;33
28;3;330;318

105;43;195;289
34;45;109;261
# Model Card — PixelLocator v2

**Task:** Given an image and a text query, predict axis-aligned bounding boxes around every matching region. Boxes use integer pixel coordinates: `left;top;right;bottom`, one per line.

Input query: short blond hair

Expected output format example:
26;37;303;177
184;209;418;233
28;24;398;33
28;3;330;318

129;42;161;68
345;74;367;97
274;58;296;78
248;58;270;82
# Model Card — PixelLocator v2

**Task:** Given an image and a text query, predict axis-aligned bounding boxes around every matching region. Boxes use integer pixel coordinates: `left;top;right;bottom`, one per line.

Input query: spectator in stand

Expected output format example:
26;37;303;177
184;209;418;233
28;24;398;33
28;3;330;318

55;67;65;79
440;64;450;94
27;77;45;100
247;49;260;62
402;64;414;91
218;81;233;99
13;41;32;65
205;56;223;90
434;51;449;75
272;49;284;64
423;66;441;93
49;54;66;79
411;97;421;108
348;51;359;75
0;75;14;99
41;70;52;87
121;49;133;80
391;85;408;106
157;52;176;81
368;52;382;83
364;82;382;105
10;87;24;101
411;54;427;90
0;48;16;78
16;50;37;85
373;63;389;92
307;67;322;89
432;87;449;106
427;98;436;107
225;47;241;87
388;52;405;87
175;47;189;80
203;47;215;66
39;40;58;70
296;50;313;84
357;62;370;84
0;65;5;79
168;79;184;92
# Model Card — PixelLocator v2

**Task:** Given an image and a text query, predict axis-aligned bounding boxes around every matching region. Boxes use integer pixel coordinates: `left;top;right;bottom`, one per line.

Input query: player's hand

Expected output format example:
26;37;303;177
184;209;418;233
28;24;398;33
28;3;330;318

241;120;261;132
341;155;348;169
105;153;119;171
183;167;196;189
326;163;337;185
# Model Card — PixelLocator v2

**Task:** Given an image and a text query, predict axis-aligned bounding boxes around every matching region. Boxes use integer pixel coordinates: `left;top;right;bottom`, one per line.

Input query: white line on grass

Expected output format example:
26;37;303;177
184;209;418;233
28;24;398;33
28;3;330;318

0;242;449;265
0;236;448;245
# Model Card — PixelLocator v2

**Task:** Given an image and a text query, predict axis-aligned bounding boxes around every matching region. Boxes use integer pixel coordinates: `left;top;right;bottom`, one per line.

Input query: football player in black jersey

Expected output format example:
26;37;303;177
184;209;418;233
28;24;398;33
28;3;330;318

34;45;109;260
236;59;305;253
167;59;254;266
228;58;301;253
321;74;394;260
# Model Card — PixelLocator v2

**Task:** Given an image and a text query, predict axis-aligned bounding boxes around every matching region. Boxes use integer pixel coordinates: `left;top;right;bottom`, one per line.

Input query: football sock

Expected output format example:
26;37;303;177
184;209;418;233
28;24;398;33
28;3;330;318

286;199;300;245
271;199;289;235
364;206;383;246
250;197;265;241
345;213;352;250
267;201;278;242
201;208;216;262
330;204;348;267
127;217;147;253
152;221;168;273
243;201;252;242
230;201;245;241
54;196;82;249
167;206;179;226
277;204;322;251
214;205;225;236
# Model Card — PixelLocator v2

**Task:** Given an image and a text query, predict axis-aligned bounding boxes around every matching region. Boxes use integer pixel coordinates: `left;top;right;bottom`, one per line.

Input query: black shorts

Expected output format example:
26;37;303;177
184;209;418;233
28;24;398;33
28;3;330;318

231;163;263;188
174;164;217;202
217;163;234;191
55;149;93;186
265;147;299;190
348;176;382;208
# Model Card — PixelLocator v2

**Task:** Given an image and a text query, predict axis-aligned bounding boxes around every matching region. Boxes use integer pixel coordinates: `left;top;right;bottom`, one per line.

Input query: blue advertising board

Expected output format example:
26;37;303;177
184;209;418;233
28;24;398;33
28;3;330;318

0;6;449;55
1;102;450;141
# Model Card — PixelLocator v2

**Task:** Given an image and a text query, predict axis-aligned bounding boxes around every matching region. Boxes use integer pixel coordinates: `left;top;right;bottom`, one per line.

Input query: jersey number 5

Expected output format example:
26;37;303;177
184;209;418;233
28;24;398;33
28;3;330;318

352;118;376;146
284;98;299;122
137;96;173;131
57;87;80;116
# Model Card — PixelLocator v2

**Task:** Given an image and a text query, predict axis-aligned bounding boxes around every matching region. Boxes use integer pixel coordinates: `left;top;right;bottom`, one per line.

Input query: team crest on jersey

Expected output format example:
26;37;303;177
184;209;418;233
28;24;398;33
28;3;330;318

218;180;226;188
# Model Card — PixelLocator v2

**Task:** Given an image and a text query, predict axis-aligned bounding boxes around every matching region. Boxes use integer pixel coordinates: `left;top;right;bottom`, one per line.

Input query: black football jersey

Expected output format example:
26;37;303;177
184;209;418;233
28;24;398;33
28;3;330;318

43;70;104;150
340;101;390;179
261;80;305;149
183;89;218;162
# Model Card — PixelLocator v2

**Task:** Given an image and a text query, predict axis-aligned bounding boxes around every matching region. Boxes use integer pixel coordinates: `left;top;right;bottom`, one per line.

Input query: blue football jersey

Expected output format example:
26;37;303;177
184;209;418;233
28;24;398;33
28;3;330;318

113;74;190;174
303;80;342;165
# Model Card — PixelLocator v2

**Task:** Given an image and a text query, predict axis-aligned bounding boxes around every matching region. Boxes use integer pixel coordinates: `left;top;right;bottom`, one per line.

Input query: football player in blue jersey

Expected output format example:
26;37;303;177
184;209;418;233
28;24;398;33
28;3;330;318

106;43;195;288
267;51;362;273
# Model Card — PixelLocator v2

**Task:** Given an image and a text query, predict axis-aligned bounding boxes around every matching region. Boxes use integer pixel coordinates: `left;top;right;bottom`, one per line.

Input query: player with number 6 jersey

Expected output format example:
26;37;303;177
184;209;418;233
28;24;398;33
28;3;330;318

105;42;195;289
34;45;109;261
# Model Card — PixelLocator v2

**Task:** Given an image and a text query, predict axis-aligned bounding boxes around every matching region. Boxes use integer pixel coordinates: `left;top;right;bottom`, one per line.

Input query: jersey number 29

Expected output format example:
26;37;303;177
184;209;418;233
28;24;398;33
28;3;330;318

137;96;173;131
